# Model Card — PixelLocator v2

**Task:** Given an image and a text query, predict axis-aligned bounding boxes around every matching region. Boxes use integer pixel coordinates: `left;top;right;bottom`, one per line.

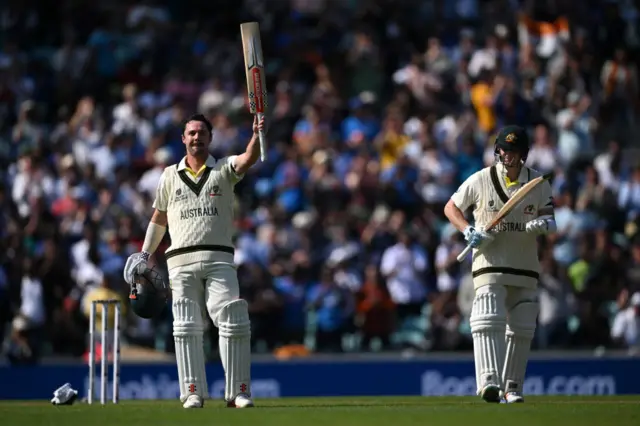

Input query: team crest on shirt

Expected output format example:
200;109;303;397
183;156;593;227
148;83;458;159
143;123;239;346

486;199;498;212
524;204;536;215
210;185;222;197
174;188;188;202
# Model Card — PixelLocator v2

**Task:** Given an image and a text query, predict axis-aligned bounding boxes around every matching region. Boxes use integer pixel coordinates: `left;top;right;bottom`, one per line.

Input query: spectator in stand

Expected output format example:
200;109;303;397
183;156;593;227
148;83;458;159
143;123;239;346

1;0;640;360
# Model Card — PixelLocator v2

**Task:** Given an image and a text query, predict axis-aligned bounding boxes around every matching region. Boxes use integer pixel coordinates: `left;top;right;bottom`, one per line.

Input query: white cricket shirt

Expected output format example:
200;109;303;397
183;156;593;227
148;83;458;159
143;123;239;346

451;163;553;290
153;155;243;270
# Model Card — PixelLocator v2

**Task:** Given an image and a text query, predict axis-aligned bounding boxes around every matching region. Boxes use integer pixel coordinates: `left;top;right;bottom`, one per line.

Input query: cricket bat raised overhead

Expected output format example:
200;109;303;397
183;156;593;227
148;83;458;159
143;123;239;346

240;22;268;162
457;172;554;262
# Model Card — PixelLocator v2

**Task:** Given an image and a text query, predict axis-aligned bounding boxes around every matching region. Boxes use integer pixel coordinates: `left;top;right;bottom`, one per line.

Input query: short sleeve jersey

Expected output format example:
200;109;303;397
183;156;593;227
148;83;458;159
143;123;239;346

451;163;553;289
153;155;243;269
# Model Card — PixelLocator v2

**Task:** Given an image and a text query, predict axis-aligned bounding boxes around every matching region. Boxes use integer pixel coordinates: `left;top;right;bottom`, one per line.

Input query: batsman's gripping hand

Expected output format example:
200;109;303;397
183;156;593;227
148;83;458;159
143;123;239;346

463;225;495;250
253;115;265;134
123;252;150;285
525;215;556;235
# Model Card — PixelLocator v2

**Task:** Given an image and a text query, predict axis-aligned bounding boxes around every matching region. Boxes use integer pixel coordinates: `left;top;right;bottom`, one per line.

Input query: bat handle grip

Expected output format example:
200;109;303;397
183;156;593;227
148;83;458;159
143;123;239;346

257;112;267;162
456;244;472;262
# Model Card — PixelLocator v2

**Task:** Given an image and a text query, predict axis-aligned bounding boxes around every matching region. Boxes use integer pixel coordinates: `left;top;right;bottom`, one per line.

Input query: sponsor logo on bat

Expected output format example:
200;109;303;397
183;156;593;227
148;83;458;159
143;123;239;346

247;36;264;70
252;68;264;112
246;35;265;112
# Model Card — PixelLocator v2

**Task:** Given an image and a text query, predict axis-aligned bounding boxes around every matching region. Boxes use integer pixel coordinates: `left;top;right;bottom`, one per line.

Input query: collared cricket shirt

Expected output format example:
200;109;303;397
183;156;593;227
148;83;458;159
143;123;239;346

153;155;243;270
451;163;553;289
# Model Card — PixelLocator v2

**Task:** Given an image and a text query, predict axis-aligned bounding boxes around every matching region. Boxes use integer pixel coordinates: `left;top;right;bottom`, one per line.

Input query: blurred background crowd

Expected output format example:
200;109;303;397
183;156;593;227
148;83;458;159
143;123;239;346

2;0;640;364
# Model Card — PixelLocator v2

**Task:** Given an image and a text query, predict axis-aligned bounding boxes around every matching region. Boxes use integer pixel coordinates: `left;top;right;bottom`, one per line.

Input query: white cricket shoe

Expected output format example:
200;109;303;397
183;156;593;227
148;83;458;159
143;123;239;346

480;384;501;403
227;393;255;408
504;392;524;403
183;395;204;408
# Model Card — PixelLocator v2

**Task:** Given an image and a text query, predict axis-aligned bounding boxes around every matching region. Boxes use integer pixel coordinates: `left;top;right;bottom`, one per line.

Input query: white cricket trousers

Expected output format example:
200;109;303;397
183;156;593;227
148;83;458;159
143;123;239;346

169;260;240;402
169;261;240;325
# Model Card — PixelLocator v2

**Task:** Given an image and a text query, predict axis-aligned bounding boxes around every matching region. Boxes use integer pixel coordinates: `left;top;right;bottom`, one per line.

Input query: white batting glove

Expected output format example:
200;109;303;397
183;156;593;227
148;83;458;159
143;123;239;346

51;383;78;405
123;252;150;284
463;225;495;250
525;215;556;235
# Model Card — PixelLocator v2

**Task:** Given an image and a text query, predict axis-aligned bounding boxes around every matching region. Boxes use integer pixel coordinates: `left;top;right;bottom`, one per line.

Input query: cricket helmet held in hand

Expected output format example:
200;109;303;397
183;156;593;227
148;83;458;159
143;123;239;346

494;125;530;163
129;265;170;319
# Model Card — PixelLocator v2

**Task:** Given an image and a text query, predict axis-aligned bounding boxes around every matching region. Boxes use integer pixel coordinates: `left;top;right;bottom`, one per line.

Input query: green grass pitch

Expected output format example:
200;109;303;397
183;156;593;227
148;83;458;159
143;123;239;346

1;396;639;426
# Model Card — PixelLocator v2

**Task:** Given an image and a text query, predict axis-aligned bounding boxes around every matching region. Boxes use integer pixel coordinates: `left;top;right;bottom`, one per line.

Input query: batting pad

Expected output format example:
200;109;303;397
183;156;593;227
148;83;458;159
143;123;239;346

217;299;251;401
503;299;538;394
470;286;507;394
173;298;208;402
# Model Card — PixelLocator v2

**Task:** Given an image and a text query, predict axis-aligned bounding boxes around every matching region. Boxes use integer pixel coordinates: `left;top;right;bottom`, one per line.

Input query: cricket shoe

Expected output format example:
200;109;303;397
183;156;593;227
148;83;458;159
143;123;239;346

227;393;255;408
504;392;524;403
183;395;204;408
480;384;501;403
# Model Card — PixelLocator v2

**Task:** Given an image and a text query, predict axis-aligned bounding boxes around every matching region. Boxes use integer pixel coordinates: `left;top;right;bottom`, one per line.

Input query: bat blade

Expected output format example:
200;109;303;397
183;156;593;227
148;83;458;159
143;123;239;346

484;172;553;231
240;22;267;115
240;21;268;161
456;172;554;262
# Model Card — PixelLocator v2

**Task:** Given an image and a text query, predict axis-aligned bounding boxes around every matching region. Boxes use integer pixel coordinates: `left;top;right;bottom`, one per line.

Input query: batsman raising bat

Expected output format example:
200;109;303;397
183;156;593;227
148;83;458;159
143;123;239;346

443;125;556;404
124;113;264;408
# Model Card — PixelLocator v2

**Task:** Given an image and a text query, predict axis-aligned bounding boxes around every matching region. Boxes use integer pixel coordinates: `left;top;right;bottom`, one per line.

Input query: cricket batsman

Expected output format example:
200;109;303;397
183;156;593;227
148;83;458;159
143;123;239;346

443;125;556;403
124;113;264;408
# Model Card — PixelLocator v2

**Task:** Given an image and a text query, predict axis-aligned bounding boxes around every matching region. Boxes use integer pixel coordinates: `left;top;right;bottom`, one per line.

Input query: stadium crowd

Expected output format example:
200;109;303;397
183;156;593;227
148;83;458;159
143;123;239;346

1;0;640;363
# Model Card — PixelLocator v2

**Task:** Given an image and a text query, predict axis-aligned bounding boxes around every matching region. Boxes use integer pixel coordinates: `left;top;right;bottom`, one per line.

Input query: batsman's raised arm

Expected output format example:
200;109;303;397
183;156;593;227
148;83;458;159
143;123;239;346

233;116;265;175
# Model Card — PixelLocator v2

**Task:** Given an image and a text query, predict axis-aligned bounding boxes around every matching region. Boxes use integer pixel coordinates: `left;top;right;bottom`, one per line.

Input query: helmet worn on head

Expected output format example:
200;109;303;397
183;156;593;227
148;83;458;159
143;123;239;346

129;266;170;319
494;125;530;163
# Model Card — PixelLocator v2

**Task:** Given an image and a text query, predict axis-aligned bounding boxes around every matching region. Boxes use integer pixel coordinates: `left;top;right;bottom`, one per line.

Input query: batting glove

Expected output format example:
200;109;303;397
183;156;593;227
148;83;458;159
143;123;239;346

123;252;150;285
525;215;557;235
463;225;495;250
51;383;78;405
